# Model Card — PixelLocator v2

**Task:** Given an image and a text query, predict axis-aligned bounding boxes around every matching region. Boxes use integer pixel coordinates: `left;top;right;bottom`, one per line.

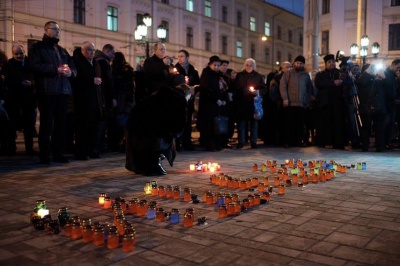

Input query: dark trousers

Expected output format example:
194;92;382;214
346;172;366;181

37;94;68;160
361;112;389;151
283;106;305;146
316;103;345;148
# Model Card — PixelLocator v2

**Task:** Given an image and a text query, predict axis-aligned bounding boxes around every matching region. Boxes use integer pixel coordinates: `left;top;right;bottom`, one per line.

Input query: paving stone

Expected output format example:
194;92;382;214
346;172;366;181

297;252;347;266
330;245;382;264
324;231;371;248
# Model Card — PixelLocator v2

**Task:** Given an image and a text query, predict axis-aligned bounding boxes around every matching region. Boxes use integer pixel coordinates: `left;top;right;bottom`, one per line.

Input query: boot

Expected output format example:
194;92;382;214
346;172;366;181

145;154;167;176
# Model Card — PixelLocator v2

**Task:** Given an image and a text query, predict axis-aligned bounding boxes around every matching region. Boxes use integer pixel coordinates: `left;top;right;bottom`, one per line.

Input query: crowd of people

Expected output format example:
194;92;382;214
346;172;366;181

1;20;400;170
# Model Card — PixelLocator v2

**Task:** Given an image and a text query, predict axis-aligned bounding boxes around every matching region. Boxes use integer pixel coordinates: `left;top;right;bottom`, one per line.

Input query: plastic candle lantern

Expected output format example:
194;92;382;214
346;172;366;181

122;233;135;252
144;182;152;195
98;193;106;205
104;197;111;209
189;164;195;171
209;165;215;172
278;184;286;195
34;200;49;218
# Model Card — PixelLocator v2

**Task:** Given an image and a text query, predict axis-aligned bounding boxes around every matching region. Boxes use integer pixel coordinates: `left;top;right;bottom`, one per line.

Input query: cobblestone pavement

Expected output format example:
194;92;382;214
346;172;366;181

1;137;400;266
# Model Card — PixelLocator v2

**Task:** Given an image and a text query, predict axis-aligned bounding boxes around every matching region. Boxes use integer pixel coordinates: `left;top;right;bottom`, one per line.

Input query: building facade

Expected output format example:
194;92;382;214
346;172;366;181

304;0;400;70
0;0;303;75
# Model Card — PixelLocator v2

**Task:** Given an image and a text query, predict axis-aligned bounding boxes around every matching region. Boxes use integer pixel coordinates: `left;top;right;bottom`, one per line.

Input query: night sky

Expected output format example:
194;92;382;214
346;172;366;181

264;0;304;17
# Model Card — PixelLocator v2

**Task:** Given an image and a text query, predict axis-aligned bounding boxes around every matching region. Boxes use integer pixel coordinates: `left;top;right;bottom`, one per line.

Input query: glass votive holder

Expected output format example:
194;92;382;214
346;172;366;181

234;201;242;214
64;219;73;237
122;234;135;252
183;188;192;202
71;222;82;240
158;186;166;197
146;204;156;220
254;194;261;205
206;192;214;205
128;198;139;214
278;184;286;195
170;208;180;224
240;180;247;190
242;198;250;210
156;207;165;222
93;226;104;246
104;196;111;209
99;193;106;205
218;205;228;218
258;182;265;192
166;185;173;198
82;225;93;243
263;191;270;202
183;212;193;228
107;230;119;249
227;203;236;216
247;194;255;207
173;186;181;200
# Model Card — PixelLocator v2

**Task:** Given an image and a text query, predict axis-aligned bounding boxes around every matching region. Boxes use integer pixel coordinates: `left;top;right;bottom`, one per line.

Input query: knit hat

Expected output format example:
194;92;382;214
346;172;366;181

323;54;335;63
294;55;305;64
208;55;221;65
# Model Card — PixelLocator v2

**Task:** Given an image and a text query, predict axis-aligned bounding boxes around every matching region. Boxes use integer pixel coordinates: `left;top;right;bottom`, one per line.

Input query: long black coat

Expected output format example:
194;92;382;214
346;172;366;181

125;86;187;172
234;70;266;121
197;66;227;135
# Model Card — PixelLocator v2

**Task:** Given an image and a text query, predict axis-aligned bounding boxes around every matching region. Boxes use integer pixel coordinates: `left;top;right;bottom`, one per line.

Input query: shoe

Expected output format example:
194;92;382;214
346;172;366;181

251;143;257;149
53;156;70;163
236;143;244;149
222;144;233;149
74;155;89;161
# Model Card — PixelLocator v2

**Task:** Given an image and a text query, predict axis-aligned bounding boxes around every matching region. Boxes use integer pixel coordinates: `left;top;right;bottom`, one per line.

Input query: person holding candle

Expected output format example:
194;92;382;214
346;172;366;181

197;55;229;151
174;49;200;151
71;42;104;160
234;58;266;149
30;21;77;164
279;55;313;148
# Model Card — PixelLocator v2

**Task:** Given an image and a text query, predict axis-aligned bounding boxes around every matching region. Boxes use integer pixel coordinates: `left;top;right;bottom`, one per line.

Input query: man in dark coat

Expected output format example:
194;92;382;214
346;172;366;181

3;44;37;155
94;44;116;152
72;42;104;160
315;54;346;149
174;49;200;151
144;42;171;94
30;21;77;164
125;85;187;176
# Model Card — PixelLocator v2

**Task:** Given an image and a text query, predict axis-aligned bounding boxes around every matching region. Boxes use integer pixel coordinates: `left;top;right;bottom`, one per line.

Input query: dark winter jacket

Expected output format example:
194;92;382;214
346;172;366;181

30;34;76;95
94;50;115;108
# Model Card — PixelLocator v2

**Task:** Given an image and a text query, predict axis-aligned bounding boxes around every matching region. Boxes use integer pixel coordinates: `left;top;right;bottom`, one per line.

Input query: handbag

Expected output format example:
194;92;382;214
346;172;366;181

253;91;264;120
213;115;229;135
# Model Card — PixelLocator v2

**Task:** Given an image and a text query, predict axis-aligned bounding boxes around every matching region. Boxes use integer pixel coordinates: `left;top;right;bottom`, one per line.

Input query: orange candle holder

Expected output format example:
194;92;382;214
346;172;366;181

227;203;236;216
82;225;93;243
240;180;247;190
104;197;111;209
258;182;265;192
183;188;192;202
93;227;104;246
278;184;286;195
218;205;228;218
252;163;258;171
183;213;193;228
156;207;165;222
263;192;270;202
273;177;280;187
107;231;119;249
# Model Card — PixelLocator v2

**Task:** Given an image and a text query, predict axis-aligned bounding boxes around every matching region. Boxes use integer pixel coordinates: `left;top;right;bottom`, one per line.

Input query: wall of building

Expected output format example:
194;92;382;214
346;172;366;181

304;0;400;70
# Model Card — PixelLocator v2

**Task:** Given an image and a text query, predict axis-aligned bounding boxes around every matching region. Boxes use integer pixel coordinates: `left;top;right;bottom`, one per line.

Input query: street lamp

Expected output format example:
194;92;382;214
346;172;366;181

349;35;379;65
134;13;167;58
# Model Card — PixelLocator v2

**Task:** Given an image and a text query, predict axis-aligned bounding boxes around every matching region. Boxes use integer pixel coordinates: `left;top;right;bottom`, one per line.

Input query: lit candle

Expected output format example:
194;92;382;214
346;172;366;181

99;193;106;205
189;164;195;171
144;182;152;195
37;208;49;218
209;166;215;173
185;76;189;84
249;86;255;92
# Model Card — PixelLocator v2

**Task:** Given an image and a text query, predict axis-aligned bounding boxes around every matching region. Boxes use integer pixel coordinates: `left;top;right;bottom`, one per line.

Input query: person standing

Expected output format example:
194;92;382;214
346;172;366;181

94;44;117;152
174;49;200;151
72;42;104;160
3;44;37;155
235;58;266;149
279;55;313;147
30;21;77;164
144;42;172;94
315;54;346;149
111;51;135;152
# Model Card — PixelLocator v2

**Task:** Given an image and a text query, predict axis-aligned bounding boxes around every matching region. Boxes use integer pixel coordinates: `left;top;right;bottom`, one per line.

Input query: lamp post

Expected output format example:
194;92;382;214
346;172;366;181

134;13;167;58
349;35;379;65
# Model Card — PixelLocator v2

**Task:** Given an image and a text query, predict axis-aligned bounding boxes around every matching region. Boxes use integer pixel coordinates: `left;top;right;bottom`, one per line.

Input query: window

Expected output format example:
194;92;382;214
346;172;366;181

186;0;194;12
288;53;292;62
107;6;118;31
321;30;330;55
322;0;330;14
74;0;85;25
236;40;243;58
277;51;282;64
205;1;212;17
250;16;256;31
288;30;293;43
205;32;212;51
299;33;303;46
277;26;282;40
265;47;270;63
222;36;228;55
222;6;228;23
137;13;143;25
389;24;400;50
186;27;193;48
392;0;400;6
264;22;270;36
161;20;169;42
250;43;256;58
161;0;169;3
237;11;242;27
